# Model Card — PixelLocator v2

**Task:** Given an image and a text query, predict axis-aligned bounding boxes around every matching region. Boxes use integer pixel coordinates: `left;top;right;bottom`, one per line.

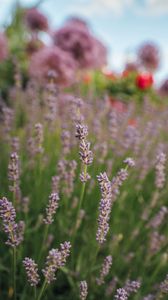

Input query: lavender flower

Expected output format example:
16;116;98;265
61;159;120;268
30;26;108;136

25;8;48;31
160;274;168;294
0;197;24;247
76;123;93;182
79;281;88;300
23;257;40;286
43;193;60;225
51;175;60;194
124;157;135;168
96;255;112;285
79;140;93;166
106;277;118;296
8;152;20;188
75;124;88;140
155;152;166;189
34;123;44;154
42;241;71;283
149;206;167;228
96;172;112;244
114;288;128;300
124;279;141;295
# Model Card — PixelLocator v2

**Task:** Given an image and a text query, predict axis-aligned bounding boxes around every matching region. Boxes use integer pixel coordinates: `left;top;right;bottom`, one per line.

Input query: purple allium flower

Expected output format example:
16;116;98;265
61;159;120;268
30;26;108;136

34;123;44;154
92;38;107;69
96;172;112;244
79;280;88;300
25;8;48;31
42;241;71;283
23;257;40;286
96;255;112;285
0;32;8;62
75;124;88;140
29;46;76;86
66;17;89;30
124;279;141;295
160;274;168;294
138;42;160;71
155;152;166;189
114;288;128;300
0;197;24;247
159;79;168;97
43;193;60;225
53;23;95;69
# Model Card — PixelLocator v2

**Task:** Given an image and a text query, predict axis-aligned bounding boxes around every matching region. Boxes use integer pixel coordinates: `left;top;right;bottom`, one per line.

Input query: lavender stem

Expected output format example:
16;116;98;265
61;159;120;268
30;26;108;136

36;279;47;300
13;247;17;300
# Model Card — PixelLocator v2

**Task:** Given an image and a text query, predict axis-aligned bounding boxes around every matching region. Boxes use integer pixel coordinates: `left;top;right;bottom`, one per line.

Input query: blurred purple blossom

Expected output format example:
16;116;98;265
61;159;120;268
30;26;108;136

25;8;48;31
29;46;76;85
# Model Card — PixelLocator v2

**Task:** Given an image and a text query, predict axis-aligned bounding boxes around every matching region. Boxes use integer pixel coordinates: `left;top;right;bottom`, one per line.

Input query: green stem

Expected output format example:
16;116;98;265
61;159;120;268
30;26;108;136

34;287;37;299
13;247;16;300
36;280;47;300
38;224;49;263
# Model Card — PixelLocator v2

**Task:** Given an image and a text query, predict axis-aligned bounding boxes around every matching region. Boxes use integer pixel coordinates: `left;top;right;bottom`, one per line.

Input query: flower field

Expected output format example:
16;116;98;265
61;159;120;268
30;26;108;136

0;3;168;300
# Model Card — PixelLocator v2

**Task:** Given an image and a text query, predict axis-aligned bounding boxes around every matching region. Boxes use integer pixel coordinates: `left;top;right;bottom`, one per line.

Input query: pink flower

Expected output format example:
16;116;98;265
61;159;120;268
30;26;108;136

138;42;160;71
29;46;76;86
25;8;48;31
53;23;95;69
0;33;8;62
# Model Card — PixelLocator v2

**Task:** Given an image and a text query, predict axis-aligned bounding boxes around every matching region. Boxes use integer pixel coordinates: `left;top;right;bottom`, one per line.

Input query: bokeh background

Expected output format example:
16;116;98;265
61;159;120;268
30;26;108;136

1;0;168;83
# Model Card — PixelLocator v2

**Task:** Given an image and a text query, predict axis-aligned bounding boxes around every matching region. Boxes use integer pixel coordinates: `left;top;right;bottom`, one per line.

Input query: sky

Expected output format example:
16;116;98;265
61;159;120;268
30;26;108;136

0;0;168;82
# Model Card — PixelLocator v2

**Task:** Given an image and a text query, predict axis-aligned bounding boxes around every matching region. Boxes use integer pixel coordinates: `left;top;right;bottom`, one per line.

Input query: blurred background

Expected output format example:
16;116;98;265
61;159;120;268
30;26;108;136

0;0;168;83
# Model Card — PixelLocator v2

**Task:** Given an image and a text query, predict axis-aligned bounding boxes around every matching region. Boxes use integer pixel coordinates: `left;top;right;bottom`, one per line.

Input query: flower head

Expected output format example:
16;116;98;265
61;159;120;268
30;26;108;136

29;46;76;85
25;8;48;31
79;281;88;300
23;257;40;286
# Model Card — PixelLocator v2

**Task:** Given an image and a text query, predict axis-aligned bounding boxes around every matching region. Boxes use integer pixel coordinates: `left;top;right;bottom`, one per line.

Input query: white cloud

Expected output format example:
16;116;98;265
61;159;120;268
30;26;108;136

134;0;168;16
66;0;134;17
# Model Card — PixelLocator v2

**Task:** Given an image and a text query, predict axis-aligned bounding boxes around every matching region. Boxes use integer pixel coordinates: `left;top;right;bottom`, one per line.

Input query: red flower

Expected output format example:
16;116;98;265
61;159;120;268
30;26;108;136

128;118;137;127
136;73;153;90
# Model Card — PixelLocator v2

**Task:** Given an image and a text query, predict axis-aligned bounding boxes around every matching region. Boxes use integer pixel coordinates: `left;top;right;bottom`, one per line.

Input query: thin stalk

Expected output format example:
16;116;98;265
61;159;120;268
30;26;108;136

38;224;49;263
34;287;37;299
36;279;47;300
13;247;17;300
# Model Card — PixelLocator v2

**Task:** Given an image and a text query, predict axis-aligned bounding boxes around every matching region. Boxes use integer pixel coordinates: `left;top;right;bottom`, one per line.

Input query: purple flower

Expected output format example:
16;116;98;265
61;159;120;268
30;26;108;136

0;197;24;247
0;32;8;62
42;241;71;283
138;42;160;71
43;193;60;225
155;152;166;189
23;257;40;286
114;288;128;300
25;8;48;31
96;172;112;244
75;124;88;140
96;255;112;285
124;279;141;295
29;46;76;86
160;274;168;294
53;23;95;69
124;157;135;168
79;281;88;300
